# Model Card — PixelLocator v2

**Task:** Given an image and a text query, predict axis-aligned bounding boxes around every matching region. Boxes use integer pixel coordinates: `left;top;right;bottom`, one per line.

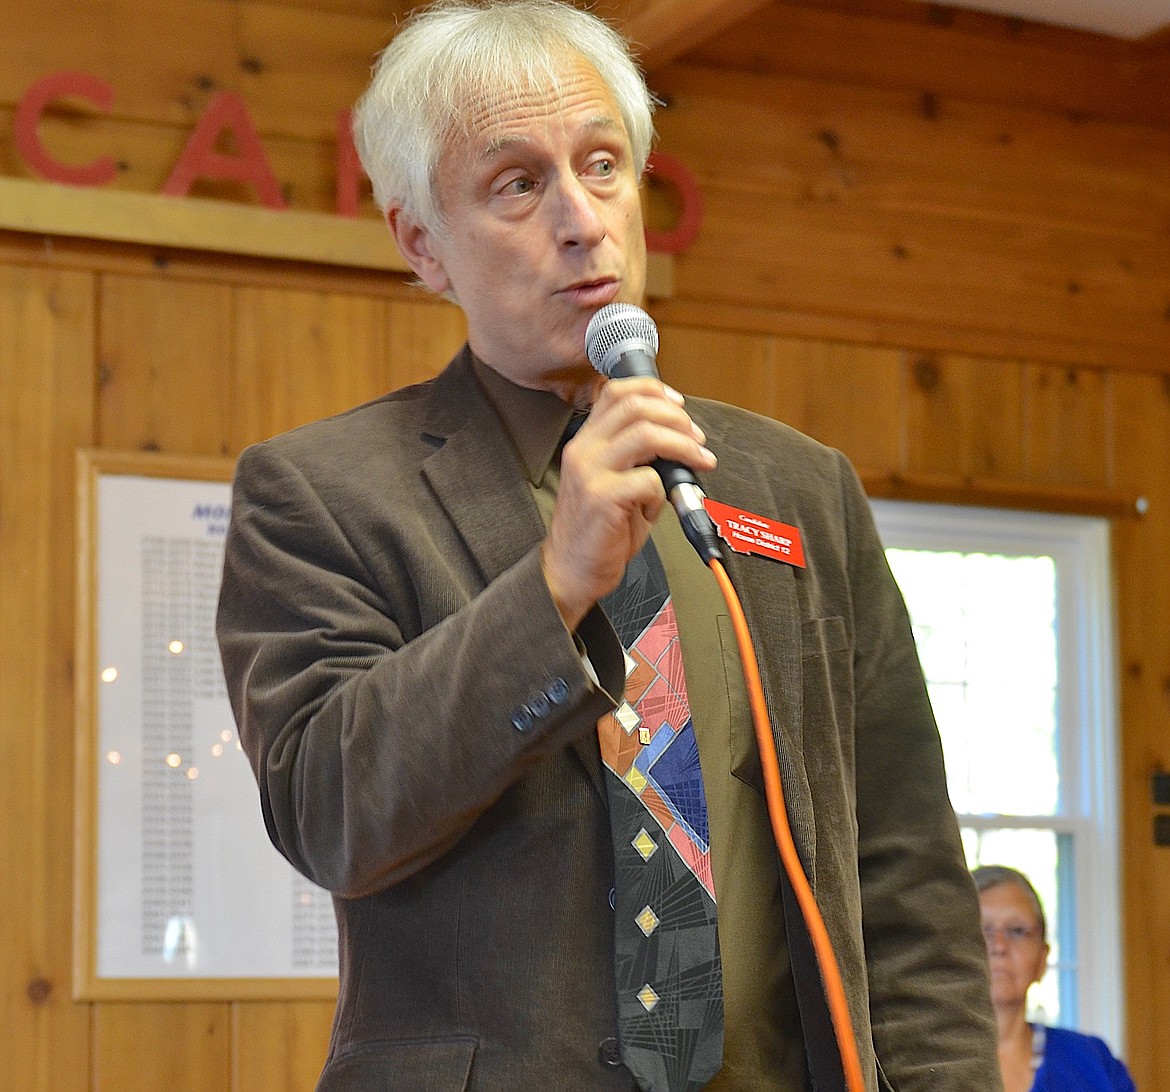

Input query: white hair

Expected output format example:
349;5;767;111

352;0;656;233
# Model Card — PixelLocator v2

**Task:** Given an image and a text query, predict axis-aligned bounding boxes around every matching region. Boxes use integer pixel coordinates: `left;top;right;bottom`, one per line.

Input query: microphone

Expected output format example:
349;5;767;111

584;303;723;562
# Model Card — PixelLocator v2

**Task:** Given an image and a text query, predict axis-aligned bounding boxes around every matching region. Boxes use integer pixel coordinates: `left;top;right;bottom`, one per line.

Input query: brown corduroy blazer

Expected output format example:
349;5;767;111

216;346;1000;1091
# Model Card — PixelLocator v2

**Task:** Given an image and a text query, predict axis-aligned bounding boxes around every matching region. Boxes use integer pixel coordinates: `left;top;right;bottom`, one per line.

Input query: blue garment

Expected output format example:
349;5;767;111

1033;1025;1136;1092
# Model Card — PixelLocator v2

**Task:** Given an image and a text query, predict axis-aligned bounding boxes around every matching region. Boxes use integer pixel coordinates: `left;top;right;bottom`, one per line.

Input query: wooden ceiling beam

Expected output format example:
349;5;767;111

601;0;775;70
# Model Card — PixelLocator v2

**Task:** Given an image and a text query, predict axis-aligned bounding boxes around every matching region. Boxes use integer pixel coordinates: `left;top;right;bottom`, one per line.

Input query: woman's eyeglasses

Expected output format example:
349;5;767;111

981;924;1041;946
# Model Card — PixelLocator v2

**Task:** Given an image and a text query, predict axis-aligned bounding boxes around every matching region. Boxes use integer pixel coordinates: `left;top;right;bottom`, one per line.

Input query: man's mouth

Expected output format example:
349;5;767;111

558;277;620;306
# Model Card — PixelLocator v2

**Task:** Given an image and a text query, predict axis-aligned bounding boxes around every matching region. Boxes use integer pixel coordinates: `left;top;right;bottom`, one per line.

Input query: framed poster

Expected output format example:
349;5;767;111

74;450;338;1000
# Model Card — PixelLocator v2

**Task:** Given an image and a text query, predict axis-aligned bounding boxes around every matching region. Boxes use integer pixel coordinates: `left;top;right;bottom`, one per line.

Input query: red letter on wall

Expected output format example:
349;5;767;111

162;91;287;210
15;71;117;187
643;150;704;255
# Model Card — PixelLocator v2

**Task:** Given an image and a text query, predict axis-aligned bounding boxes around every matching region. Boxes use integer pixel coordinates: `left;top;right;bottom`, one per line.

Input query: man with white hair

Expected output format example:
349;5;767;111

217;2;1000;1089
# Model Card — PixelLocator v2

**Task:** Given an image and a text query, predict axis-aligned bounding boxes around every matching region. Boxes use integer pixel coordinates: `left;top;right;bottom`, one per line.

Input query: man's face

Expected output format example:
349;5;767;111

395;55;647;398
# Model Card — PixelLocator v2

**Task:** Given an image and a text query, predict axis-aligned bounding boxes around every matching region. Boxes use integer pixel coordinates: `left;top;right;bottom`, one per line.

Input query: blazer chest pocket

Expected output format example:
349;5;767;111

720;614;852;794
317;1035;477;1091
800;615;853;743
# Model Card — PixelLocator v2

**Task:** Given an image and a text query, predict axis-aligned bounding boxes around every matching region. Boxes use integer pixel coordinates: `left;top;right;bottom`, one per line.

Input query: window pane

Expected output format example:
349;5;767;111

885;549;1059;816
873;503;1121;1046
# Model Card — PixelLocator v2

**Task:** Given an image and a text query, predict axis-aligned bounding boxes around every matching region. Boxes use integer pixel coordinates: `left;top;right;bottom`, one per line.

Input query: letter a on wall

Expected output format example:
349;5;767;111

162;92;287;209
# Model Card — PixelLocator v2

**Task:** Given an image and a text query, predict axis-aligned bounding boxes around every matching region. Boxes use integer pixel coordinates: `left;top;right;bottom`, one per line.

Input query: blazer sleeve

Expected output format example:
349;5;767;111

216;440;623;899
839;454;1002;1089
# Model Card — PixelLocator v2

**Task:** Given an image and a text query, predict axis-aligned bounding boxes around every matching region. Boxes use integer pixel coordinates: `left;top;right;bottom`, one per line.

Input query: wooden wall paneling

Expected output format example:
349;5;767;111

93;1001;230;1090
768;338;902;470
655;323;776;417
653;65;1170;238
2;0;391;141
902;352;1025;480
649;292;1170;377
257;0;413;18
231;1000;333;1092
1109;371;1170;1092
235;1;393;141
0;262;95;1091
0;107;31;180
651;64;1170;368
1;0;240;125
665;194;1170;367
98;272;234;455
230;284;389;450
386;296;468;390
654;326;903;474
1022;363;1112;488
683;2;1164;125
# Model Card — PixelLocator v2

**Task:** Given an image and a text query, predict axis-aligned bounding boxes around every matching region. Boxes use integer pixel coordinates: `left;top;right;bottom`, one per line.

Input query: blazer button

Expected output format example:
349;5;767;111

530;691;552;718
511;705;534;733
547;677;570;705
598;1037;624;1068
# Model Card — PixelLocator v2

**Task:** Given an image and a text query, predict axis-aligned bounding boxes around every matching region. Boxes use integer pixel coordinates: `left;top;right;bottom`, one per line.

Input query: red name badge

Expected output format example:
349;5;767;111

703;499;806;568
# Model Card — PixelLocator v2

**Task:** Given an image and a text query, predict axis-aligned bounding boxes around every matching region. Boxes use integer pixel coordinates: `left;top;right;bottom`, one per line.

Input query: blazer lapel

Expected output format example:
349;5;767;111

420;351;548;586
418;351;608;799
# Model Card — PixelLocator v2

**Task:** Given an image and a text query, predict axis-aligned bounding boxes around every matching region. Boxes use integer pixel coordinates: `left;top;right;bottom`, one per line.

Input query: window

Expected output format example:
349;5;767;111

869;501;1123;1046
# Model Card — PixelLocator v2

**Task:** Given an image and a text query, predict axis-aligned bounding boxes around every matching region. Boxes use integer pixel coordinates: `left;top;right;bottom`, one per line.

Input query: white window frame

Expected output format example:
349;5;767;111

869;500;1124;1048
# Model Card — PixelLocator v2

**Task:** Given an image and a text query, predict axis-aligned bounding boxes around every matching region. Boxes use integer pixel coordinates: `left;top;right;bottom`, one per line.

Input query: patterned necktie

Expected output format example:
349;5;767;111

598;536;723;1092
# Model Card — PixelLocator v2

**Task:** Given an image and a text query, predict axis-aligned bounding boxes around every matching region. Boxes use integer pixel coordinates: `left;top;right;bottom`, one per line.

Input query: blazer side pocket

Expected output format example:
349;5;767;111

719;612;764;793
317;1035;478;1091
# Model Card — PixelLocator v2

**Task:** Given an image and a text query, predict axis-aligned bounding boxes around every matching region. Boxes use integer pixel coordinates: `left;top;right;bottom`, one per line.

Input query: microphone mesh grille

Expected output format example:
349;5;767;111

584;303;659;376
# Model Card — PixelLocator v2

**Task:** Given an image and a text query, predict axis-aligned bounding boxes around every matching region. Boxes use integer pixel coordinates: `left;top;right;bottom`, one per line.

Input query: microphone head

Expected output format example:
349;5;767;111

584;303;659;377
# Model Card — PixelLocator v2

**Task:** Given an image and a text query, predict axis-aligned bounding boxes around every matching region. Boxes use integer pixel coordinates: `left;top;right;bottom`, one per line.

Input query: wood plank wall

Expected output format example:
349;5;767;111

1;1;1168;1089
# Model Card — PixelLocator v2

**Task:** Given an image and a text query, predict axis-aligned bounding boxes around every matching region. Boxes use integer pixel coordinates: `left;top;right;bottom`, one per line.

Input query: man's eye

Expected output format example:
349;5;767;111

591;157;615;176
504;177;535;195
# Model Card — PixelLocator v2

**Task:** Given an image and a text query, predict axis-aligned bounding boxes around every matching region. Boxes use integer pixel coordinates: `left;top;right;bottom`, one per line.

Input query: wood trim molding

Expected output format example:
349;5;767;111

859;469;1149;519
0;177;405;270
0;177;674;297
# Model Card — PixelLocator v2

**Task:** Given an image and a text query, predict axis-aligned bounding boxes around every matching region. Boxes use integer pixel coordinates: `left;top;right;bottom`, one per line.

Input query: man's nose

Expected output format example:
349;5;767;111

554;175;607;249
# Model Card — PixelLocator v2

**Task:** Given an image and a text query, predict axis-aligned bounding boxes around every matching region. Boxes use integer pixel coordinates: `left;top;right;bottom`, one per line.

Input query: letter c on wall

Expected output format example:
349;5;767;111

15;71;118;187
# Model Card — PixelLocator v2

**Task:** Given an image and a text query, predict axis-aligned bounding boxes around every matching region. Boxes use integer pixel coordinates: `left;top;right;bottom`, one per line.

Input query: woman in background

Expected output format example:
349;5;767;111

973;864;1136;1092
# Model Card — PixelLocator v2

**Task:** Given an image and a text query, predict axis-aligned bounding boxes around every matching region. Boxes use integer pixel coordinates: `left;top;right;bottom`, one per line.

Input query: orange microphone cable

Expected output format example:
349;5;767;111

708;556;866;1092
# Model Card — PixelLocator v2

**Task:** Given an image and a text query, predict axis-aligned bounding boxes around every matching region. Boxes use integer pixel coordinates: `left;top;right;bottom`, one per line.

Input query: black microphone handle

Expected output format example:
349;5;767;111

606;346;659;381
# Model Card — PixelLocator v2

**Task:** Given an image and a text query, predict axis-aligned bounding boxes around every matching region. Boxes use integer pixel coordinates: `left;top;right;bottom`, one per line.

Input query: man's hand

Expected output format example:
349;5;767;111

541;377;716;631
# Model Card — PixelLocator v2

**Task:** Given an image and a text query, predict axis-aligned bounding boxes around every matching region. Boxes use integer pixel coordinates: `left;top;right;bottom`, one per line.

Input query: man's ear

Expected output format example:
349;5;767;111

389;208;451;295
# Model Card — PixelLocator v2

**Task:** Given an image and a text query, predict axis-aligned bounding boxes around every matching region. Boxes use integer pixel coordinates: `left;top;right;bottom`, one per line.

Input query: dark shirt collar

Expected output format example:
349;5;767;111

471;354;577;487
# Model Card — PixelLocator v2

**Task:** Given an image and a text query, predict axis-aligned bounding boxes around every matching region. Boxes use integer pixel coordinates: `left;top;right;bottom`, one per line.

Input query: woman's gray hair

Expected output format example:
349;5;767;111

971;864;1048;941
353;0;656;233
